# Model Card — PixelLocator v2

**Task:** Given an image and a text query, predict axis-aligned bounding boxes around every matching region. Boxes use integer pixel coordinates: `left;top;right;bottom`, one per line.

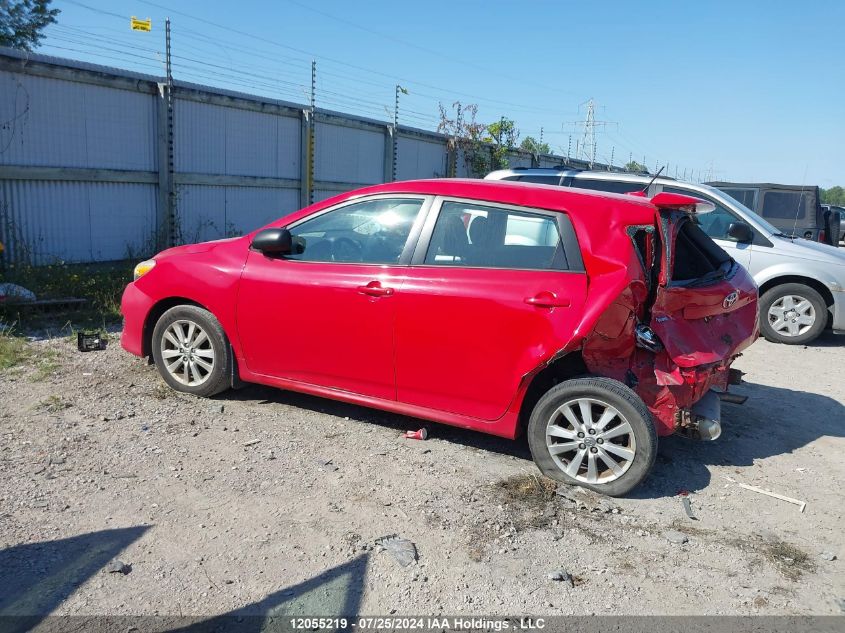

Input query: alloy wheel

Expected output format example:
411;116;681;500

545;397;636;484
160;319;215;386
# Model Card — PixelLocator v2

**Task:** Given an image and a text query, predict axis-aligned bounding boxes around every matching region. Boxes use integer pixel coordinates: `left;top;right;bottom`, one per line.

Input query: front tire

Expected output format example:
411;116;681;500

151;305;231;397
759;283;827;345
527;377;657;497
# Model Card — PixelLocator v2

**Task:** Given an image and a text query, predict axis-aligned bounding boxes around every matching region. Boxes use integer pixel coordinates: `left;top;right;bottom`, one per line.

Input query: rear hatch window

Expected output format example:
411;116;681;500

671;217;732;285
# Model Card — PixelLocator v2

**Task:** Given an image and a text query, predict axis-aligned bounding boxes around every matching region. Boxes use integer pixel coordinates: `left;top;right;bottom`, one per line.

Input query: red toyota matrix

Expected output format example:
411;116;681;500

122;179;758;495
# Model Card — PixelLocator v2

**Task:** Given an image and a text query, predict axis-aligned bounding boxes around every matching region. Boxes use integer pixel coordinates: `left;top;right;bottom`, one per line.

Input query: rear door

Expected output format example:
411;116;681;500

393;197;588;421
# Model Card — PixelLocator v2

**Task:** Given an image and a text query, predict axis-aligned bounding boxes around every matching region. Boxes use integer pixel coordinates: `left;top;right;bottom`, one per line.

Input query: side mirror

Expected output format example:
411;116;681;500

727;222;753;243
251;228;297;255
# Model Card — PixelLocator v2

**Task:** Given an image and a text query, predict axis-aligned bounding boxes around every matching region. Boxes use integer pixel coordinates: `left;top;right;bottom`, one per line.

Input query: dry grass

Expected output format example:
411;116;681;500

37;394;71;413
761;539;814;581
151;382;172;400
0;330;30;370
496;473;558;506
729;535;815;581
30;348;60;382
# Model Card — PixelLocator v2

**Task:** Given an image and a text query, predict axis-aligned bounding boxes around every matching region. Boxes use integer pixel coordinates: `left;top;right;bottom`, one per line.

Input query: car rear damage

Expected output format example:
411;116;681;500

579;192;759;441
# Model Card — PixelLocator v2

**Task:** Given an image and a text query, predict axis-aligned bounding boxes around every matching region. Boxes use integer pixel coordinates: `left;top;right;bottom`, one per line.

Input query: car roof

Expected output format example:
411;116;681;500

343;178;657;220
486;167;677;183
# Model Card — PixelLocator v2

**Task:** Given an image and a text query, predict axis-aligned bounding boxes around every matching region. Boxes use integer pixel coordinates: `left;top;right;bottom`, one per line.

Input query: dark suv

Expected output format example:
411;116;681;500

707;182;840;246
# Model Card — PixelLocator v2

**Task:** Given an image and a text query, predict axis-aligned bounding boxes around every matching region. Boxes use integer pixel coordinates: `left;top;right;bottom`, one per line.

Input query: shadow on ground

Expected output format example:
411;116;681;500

224;382;533;461
1;554;369;632
222;371;843;499
0;526;149;631
634;379;845;498
174;554;369;632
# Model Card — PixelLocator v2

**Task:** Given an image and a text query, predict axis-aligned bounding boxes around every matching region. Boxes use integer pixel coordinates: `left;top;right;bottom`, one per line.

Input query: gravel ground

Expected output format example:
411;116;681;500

1;332;843;617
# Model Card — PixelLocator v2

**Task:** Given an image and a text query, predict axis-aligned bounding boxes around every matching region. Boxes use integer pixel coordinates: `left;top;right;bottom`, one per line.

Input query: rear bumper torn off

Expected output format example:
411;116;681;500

676;389;722;441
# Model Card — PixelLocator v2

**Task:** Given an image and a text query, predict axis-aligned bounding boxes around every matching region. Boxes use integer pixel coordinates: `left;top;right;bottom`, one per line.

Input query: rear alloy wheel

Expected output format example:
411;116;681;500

152;305;231;397
759;283;827;345
528;377;657;497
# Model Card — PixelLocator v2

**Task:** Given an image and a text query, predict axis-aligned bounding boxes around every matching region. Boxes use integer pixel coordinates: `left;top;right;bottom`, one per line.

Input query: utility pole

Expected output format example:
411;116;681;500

308;60;316;204
392;85;406;181
539;127;544;148
567;135;572;161
164;17;175;246
610;146;615;171
450;102;462;177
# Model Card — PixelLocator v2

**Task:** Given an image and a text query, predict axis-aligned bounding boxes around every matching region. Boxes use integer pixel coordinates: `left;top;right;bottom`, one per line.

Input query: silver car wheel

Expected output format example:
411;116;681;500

160;319;215;386
768;294;816;338
546;397;636;484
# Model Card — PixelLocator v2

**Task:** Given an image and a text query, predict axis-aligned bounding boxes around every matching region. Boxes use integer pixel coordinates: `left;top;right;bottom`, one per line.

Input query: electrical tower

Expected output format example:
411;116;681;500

566;99;616;168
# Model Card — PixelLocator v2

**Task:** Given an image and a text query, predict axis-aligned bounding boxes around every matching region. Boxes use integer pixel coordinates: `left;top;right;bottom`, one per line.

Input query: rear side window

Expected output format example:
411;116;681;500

424;201;568;270
672;218;732;283
761;191;812;220
720;188;757;209
571;179;644;194
630;228;654;273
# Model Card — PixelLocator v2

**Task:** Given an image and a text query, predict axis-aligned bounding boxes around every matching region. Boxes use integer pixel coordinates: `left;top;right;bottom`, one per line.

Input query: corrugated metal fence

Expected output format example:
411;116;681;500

0;47;596;264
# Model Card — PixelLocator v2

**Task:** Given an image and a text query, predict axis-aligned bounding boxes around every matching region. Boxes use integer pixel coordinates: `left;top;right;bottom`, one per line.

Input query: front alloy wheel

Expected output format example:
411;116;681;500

151;305;232;397
528;377;657;497
160;320;216;386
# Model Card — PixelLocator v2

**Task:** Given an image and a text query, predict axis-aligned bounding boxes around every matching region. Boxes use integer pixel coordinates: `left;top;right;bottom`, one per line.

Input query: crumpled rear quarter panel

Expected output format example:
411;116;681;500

580;240;759;436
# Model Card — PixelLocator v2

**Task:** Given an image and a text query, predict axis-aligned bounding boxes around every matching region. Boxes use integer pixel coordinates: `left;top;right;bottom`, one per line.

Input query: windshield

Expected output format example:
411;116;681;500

693;184;783;235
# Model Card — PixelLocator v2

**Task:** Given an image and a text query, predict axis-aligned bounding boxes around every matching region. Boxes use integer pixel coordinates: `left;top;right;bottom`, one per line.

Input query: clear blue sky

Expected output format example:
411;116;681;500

40;0;845;187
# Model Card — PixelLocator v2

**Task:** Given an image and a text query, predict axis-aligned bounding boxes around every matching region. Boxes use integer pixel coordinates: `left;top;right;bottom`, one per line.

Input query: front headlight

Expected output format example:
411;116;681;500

133;259;156;281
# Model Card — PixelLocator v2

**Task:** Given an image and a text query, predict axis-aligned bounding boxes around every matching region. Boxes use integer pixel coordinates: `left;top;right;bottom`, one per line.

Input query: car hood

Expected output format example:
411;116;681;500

155;236;243;259
772;235;845;266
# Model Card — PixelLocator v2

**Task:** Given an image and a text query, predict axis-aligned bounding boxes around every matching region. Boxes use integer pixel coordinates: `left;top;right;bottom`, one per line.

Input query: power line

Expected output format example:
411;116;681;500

60;2;574;126
70;0;578;118
279;0;579;98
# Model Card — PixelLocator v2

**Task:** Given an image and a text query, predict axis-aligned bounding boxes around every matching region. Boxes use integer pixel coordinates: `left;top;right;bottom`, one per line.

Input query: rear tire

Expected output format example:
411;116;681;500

759;283;827;345
527;377;657;497
151;305;231;397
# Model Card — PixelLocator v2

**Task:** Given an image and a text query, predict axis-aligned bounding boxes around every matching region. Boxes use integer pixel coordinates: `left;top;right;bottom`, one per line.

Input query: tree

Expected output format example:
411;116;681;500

520;136;551;155
438;101;490;177
821;186;845;206
485;117;519;171
624;160;649;173
0;0;59;51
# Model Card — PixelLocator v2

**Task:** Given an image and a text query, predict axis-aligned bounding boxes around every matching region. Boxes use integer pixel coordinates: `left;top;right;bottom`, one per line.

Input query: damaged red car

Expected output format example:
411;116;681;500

121;179;759;495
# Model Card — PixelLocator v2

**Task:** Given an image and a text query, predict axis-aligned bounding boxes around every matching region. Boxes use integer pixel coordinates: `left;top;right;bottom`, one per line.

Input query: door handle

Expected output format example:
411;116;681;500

357;281;394;297
524;292;570;308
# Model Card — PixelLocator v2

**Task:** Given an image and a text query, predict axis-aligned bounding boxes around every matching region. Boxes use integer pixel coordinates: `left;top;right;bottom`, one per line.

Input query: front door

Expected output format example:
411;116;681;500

394;198;588;421
236;196;428;400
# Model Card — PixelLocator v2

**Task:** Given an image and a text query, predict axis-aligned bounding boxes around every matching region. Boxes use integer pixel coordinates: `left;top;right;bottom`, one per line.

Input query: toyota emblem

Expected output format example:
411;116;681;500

723;292;739;309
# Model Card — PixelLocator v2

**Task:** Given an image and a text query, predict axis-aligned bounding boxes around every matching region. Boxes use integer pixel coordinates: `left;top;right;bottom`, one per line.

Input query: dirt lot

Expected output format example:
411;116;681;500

1;331;843;617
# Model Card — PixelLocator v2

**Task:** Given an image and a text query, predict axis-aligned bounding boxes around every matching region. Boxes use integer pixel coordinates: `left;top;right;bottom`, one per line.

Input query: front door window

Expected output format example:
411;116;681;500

289;198;424;264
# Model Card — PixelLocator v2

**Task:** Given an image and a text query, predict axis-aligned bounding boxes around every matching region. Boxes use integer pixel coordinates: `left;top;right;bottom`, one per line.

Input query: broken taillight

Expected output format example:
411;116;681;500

635;324;663;352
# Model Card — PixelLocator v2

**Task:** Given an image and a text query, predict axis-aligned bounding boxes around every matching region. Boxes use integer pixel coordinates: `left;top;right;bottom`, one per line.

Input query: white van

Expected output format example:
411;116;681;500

485;168;845;345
